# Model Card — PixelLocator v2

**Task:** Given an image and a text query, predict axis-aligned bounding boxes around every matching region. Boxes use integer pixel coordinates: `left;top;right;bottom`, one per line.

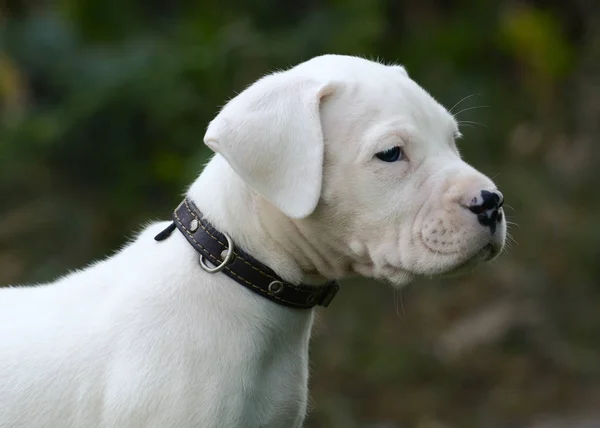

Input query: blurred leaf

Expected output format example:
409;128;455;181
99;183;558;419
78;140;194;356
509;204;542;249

499;4;574;82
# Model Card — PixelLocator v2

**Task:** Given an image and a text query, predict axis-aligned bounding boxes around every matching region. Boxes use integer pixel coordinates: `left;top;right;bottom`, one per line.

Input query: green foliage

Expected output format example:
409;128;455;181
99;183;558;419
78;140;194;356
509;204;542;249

1;1;599;426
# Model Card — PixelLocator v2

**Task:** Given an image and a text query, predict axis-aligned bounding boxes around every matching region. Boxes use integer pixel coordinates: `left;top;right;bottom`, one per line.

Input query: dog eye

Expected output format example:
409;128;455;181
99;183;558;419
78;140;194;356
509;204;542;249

375;146;405;162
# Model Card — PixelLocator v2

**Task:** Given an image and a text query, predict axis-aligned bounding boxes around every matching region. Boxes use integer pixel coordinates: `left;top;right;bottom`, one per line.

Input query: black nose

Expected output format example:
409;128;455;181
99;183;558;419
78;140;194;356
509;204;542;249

468;190;504;233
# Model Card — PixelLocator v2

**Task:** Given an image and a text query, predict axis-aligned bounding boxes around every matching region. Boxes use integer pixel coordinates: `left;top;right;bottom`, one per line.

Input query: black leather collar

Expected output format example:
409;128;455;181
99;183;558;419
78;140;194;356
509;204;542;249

154;199;339;309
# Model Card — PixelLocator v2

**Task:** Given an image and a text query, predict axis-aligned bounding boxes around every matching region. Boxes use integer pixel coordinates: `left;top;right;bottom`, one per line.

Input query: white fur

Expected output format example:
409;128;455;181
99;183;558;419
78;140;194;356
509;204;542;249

0;55;506;428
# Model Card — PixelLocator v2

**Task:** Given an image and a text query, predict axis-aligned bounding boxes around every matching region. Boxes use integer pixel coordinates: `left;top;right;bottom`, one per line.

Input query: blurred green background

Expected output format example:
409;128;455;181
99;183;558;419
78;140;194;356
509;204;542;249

1;0;600;427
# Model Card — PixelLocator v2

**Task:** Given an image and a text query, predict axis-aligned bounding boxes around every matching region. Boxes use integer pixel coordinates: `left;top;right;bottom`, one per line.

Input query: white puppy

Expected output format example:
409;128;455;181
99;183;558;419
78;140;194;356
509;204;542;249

0;54;505;428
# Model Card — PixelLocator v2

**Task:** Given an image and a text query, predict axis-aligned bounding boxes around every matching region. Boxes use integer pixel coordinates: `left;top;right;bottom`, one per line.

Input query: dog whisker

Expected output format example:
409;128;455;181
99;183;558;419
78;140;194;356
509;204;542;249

506;233;518;246
448;93;481;114
399;289;406;319
459;120;488;130
452;105;490;118
393;289;406;320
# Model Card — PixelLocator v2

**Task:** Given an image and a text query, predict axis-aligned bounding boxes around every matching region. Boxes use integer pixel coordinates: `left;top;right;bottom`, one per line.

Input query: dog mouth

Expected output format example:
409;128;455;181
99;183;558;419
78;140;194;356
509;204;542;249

439;243;497;278
383;237;502;284
390;243;495;282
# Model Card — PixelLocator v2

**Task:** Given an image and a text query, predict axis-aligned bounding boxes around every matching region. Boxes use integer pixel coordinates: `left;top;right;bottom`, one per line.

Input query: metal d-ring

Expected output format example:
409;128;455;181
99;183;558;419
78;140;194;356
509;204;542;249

199;233;235;274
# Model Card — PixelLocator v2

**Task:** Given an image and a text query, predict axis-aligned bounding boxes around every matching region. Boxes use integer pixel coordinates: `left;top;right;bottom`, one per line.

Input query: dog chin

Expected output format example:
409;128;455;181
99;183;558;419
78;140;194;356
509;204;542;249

382;269;418;288
381;249;487;286
437;244;496;278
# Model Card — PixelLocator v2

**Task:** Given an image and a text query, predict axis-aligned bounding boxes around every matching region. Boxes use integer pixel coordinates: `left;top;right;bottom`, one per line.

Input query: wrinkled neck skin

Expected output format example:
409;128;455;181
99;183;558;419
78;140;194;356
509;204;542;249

187;155;354;288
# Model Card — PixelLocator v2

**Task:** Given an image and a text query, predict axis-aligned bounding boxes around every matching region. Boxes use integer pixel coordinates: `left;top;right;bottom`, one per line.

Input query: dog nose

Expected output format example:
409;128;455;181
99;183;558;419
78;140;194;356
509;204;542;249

468;189;503;213
468;189;504;233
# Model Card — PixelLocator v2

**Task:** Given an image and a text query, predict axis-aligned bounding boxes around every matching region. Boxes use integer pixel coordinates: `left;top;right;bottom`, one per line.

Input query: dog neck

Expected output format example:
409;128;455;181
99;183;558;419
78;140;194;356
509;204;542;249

186;155;351;287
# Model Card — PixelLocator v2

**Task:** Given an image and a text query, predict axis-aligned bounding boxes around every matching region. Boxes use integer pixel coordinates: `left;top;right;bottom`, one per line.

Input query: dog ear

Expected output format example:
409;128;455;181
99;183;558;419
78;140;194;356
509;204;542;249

204;73;335;219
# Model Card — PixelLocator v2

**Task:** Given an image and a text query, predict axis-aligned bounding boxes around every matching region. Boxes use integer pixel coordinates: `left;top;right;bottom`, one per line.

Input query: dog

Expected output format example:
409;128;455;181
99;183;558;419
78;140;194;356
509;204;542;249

0;54;506;428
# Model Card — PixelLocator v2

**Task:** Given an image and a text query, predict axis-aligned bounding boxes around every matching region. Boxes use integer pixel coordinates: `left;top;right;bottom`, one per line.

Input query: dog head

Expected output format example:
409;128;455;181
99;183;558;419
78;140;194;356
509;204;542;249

204;55;506;286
